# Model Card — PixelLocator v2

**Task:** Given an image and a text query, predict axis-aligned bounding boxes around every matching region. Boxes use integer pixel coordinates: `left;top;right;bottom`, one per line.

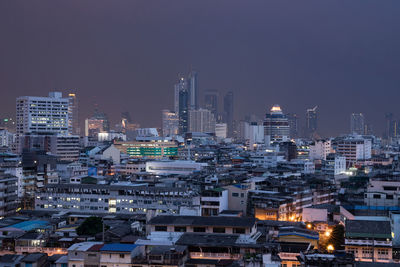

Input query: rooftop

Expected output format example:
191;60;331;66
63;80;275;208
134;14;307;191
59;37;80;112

148;215;255;228
100;243;138;252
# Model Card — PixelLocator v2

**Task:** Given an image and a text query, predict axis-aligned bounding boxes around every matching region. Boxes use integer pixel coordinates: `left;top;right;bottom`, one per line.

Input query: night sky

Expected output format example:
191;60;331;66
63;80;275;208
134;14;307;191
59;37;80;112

1;1;399;137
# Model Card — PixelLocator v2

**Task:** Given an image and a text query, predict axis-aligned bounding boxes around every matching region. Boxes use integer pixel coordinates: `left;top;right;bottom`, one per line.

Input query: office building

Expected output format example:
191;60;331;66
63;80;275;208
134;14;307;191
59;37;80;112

161;109;179;136
174;77;189;135
188;70;199;110
385;113;397;139
287;113;299;138
204;89;218;117
16;92;69;151
350;113;365;135
306;106;318;138
68;93;80;135
264;105;290;144
223;91;234;137
188;108;216;133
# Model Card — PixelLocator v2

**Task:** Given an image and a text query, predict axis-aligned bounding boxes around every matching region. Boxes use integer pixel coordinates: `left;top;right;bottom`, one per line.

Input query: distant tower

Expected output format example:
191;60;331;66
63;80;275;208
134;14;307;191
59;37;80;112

68;93;80;135
264;105;290;144
385;113;397;139
350;113;365;135
204;90;219;118
188;70;198;110
287;113;298;138
162;109;179;136
306;106;318;138
223;91;234;137
189;108;216;133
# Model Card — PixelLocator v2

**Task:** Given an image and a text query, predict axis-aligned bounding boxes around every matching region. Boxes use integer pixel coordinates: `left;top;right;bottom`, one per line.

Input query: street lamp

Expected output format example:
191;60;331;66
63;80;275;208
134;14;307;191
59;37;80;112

327;244;334;252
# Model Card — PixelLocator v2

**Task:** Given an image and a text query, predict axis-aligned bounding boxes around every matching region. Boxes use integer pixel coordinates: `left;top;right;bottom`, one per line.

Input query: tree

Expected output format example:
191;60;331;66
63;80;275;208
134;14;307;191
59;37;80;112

76;216;107;236
327;224;345;251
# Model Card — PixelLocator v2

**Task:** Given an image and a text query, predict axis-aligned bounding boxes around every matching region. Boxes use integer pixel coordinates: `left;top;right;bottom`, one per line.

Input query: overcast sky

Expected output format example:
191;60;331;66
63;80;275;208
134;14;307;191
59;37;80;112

1;1;399;137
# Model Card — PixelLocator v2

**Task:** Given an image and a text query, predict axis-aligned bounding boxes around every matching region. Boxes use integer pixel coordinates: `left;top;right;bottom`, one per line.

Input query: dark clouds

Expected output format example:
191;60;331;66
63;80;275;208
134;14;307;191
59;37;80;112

0;1;399;136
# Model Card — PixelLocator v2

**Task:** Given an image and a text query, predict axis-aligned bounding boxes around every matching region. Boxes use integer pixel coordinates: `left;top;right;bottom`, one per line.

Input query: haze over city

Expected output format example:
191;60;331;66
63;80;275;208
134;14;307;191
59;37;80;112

1;1;400;137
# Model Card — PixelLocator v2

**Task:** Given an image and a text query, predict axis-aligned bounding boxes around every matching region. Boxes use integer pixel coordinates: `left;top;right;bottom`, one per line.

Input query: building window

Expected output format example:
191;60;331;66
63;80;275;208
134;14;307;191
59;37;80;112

373;194;381;199
193;227;206;232
119;254;125;258
387;194;394;199
232;193;239;197
233;228;245;234
155;225;167;231
213;227;225;233
174;226;187;232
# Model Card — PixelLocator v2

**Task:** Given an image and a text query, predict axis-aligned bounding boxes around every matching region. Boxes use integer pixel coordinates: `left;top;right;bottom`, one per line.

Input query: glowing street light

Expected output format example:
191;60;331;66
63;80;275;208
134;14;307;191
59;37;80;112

327;244;334;252
325;231;331;237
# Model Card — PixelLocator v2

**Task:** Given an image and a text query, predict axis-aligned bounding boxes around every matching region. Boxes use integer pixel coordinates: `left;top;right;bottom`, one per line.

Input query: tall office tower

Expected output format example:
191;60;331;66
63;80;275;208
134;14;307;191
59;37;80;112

162;109;179;136
223;91;234;137
188;108;216;133
306;106;318;138
188;70;198;110
174;77;190;135
350;113;365;135
174;77;187;114
263;105;290;144
287;113;298;138
84;110;110;137
68;93;80;135
204;89;218;118
16;92;69;151
385;113;397;139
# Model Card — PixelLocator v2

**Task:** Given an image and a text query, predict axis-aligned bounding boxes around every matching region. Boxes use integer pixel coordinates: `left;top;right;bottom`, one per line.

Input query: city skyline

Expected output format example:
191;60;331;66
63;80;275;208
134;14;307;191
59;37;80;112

1;1;400;137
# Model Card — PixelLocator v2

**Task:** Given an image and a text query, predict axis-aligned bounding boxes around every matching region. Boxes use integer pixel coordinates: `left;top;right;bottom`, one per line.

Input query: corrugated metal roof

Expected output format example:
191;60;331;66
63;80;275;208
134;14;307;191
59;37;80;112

100;243;137;252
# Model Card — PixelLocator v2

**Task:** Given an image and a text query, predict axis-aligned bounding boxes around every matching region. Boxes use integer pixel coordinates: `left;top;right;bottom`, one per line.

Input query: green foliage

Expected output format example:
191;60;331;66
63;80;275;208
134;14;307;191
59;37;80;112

328;224;345;250
76;216;106;236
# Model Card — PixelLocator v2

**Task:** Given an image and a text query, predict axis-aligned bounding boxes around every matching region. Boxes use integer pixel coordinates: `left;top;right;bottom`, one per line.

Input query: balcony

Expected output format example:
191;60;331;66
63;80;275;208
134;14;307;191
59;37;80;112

190;252;241;260
345;239;392;247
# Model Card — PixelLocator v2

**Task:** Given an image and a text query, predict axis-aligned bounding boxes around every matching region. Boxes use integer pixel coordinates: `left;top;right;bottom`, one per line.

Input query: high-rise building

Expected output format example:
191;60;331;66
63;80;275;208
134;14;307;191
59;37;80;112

68;93;80;135
350;113;365;135
188;70;198;110
162;109;179;136
16;92;69;151
385;113;397;139
189;108;216;133
264;105;290;144
287;113;298;138
223;91;234;137
306;106;318;138
174;77;189;135
204;90;218;118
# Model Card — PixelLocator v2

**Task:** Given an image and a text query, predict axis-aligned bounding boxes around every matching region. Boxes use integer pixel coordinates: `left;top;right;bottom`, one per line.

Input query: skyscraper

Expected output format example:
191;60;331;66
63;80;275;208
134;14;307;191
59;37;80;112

189;108;216;133
68;93;80;135
385;113;397;139
204;89;218;118
188;70;198;110
223;91;234;137
162;109;179;136
287;113;298;138
264;105;290;144
306;106;318;138
350;113;365;135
